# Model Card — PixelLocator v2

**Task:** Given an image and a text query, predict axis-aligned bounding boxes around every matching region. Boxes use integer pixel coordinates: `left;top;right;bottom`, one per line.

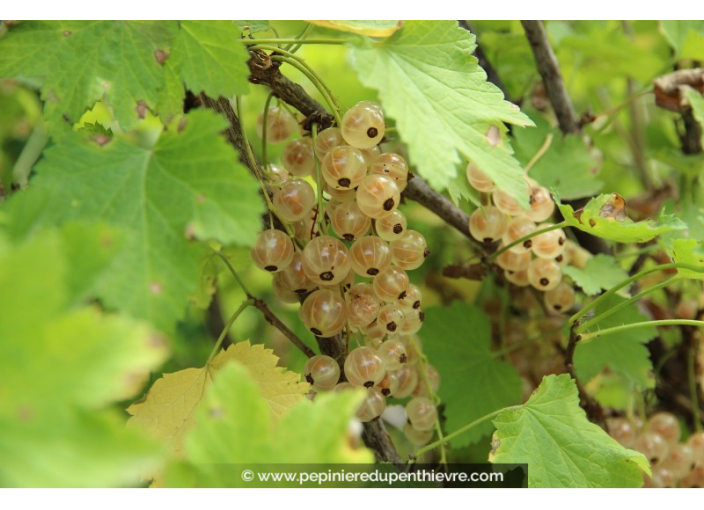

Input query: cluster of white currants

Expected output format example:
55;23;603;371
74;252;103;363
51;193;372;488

251;102;439;444
608;412;704;487
466;163;591;313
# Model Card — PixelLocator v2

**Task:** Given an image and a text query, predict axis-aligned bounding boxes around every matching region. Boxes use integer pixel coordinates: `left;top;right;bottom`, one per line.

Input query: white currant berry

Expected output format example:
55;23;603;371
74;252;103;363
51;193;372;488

526;186;555;222
341;101;385;149
505;269;530;287
303;355;341;392
345;346;386;388
256;106;297;144
413;364;440;398
377;370;400;397
360;145;381;165
299;288;347;337
406;397;437;432
502;217;537;254
398;284;422;311
496;248;531;272
323;183;357;203
370;153;409;192
356;388;386;422
565;239;592;269
688;432;704;463
544;281;575;313
635;431;670;464
265;164;289;183
643;465;676;488
322;145;368;190
399;307;425;335
376;304;406;334
377;338;408;371
281;138;315;178
403;422;434;446
647;412;681;445
273;178;316;222
356;175;400;219
661;443;695;480
302;235;352;285
250;229;294;273
314;127;346;160
330;201;371;241
375;210;408;242
349;236;392;277
394;365;419;399
390;230;429;271
373;266;410;302
273;275;299;304
527;259;562;291
276;251;316;295
531;224;566;259
346;283;382;330
466;162;495;192
399;335;422;366
493;189;526;216
469;206;508;244
607;417;638;448
362;319;387;345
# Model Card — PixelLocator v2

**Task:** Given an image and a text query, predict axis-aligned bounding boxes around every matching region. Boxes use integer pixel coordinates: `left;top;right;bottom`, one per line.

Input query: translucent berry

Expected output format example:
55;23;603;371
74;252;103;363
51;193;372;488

493;189;526;216
404;422;434;446
466;162;495;193
323;183;356;203
661;443;695;480
356;175;400;219
330;201;371;241
399;335;422;366
399;308;424;335
373;266;410;302
413;364;440;398
527;259;562;291
398;284;422;311
357;388;386;422
531;225;566;259
377;338;408;371
281;138;315;177
302;235;352;285
390;230;429;270
505;269;530;287
314;127;345;160
362;319;387;345
322;145;368;190
256;106;297;144
375;210;408;242
376;304;406;334
643;465;676;488
565;239;592;269
344;346;386;388
346;283;381;330
370;153;409;192
277;251;316;294
299;288;347;337
250;229;294;273
496;248;531;273
360;145;381;165
607;418;638;448
303;355;341;392
688;432;704;463
469;206;508;244
265;164;289;183
406;397;437;432
273;178;316;222
394;365;419;399
647;412;681;445
526;186;555;222
635;431;670;464
341;101;385;149
349;236;392;277
502;217;537;254
544;281;575;313
377;370;400;397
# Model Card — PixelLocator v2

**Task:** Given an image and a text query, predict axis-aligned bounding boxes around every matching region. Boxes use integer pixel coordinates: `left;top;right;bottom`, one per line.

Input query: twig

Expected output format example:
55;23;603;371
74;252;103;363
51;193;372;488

565;325;605;424
521;21;580;134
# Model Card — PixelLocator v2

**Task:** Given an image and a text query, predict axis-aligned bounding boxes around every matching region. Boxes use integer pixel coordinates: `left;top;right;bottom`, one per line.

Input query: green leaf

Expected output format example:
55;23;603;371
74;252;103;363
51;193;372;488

491;374;649;487
660;21;704;60
557;193;687;243
422;302;521;446
32;110;264;333
349;21;533;201
0;227;167;487
171;21;250;99
0;21;177;130
671;238;704;280
512;114;602;200
563;254;629;296
575;296;657;389
168;363;373;487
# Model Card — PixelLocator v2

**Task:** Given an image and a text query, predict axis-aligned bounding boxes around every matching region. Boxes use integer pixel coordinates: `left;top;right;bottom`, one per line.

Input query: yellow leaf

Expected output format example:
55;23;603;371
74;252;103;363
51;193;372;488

306;20;403;38
127;340;309;456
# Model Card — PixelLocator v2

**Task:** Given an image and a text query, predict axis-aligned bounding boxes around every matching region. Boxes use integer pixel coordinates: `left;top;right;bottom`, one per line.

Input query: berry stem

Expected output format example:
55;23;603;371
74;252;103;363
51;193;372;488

244;38;352;46
568;263;704;327
523;132;554;174
206;298;255;364
579;319;704;343
575;277;674;334
487;220;568;263
412;407;518;459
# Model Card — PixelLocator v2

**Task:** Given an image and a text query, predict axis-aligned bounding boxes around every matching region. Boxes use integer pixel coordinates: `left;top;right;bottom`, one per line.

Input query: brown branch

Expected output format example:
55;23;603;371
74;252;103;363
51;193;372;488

565;325;605;425
680;108;703;155
253;297;316;358
521;21;580;134
459;21;514;104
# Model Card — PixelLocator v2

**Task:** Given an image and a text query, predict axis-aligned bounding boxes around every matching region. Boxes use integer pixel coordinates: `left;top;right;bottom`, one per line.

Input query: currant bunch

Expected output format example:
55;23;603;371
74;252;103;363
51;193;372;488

607;412;704;487
252;101;440;445
465;162;591;313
